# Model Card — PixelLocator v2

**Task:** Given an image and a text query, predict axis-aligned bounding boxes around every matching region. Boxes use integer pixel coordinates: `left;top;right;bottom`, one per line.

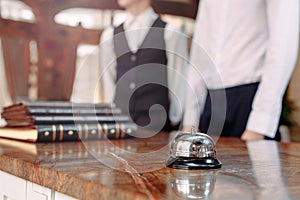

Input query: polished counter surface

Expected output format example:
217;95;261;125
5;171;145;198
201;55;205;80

0;132;299;200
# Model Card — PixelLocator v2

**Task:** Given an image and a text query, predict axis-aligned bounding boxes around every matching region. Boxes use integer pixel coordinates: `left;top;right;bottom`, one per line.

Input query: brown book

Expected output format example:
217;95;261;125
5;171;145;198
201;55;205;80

0;122;136;143
2;101;128;127
0;138;38;154
3;101;114;111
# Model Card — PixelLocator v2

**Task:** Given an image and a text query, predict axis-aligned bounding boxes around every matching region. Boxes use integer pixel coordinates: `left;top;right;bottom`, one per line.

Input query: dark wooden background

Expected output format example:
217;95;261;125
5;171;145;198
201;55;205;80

0;0;199;101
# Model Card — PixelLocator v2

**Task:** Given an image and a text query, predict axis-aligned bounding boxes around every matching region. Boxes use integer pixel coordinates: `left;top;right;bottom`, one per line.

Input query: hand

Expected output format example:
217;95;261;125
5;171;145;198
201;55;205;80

241;130;264;141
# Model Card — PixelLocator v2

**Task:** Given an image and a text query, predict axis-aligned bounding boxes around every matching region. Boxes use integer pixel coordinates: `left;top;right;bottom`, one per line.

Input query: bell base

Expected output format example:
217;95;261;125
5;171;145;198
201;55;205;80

166;156;222;170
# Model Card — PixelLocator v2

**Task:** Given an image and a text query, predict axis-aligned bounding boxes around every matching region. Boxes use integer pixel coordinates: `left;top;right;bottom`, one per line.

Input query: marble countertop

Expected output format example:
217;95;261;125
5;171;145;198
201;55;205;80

0;132;300;200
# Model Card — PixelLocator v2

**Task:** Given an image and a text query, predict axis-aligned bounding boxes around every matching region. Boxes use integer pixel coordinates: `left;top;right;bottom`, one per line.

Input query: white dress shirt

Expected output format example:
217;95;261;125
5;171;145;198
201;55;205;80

100;8;189;125
183;0;299;137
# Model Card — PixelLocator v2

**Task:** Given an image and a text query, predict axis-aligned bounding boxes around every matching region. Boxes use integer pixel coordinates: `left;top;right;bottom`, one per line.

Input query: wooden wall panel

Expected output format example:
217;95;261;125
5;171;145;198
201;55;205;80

2;37;31;101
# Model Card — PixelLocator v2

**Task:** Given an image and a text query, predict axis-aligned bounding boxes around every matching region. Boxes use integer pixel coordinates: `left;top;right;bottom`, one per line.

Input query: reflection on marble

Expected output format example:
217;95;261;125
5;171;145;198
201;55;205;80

169;170;216;199
247;140;290;200
168;169;258;200
83;136;170;173
0;134;300;200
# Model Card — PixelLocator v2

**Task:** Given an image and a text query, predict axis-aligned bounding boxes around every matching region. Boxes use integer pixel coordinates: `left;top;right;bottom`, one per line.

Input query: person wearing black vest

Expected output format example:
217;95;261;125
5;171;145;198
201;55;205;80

99;0;189;132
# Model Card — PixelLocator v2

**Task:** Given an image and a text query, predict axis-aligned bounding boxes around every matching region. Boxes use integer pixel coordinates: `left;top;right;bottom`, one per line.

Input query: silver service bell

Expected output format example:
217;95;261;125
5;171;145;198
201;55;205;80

166;127;222;169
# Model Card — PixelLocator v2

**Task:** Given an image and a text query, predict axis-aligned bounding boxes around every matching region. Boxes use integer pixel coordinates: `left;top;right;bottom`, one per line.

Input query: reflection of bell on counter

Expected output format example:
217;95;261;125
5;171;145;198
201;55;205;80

170;170;217;199
166;127;222;169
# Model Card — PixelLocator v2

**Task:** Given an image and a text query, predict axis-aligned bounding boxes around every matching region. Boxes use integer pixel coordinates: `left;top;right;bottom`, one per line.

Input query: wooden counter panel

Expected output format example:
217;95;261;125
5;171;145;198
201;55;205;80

0;132;300;199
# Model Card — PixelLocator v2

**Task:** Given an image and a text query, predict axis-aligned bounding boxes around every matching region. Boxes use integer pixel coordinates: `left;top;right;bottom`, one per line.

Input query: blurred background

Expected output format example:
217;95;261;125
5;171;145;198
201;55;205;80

0;0;299;142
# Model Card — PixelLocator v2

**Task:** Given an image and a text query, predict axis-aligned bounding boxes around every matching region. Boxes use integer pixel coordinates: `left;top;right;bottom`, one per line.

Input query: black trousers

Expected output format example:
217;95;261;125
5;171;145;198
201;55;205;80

199;82;281;141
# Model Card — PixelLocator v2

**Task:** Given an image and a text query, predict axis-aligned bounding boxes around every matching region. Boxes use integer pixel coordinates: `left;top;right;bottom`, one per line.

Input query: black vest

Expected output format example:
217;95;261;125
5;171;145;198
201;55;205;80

113;18;170;131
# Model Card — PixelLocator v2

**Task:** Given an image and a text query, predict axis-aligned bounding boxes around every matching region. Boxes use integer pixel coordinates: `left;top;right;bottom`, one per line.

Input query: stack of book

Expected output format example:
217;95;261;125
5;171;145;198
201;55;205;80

0;101;137;142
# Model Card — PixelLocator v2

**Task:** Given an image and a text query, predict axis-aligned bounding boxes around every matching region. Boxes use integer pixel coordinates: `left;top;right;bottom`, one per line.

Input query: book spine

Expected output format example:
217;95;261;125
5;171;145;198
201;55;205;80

2;101;116;113
33;115;130;124
2;107;122;118
36;123;137;142
29;108;122;115
24;101;114;108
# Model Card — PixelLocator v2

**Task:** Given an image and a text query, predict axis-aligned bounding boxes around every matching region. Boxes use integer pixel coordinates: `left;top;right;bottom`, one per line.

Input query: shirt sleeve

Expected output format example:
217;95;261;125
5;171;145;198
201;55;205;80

99;27;118;103
182;40;208;129
246;0;300;137
181;6;212;129
164;23;189;125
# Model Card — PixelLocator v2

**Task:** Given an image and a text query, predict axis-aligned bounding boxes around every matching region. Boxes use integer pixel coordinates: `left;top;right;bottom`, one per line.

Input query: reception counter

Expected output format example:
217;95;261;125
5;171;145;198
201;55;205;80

0;132;299;199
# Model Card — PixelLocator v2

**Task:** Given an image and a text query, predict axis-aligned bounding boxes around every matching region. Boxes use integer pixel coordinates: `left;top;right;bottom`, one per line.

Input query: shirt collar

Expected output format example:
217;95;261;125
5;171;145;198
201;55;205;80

124;7;158;30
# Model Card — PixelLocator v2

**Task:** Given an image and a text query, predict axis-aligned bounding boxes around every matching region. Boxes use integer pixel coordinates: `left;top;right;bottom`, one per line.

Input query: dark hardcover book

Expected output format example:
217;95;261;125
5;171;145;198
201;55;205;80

1;107;122;119
0;122;137;143
5;115;131;127
2;101;119;117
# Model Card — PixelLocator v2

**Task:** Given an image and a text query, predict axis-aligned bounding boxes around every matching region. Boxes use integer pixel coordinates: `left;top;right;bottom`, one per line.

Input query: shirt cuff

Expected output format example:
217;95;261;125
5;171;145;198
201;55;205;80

182;108;200;130
246;111;280;138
